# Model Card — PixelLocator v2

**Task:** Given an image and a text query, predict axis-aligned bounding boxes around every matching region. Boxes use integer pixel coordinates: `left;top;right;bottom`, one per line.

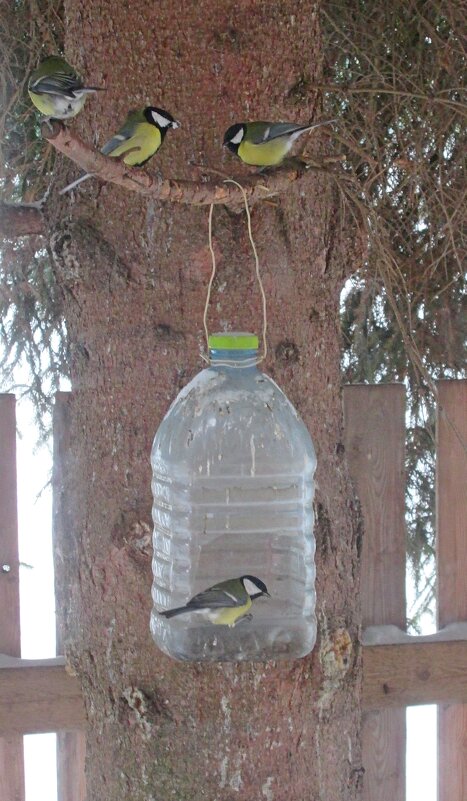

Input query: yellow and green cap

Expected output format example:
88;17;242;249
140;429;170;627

208;332;259;350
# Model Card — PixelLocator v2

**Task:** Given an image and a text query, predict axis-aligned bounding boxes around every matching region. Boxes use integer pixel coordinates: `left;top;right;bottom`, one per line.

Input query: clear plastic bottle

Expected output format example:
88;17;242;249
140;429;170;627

150;332;317;661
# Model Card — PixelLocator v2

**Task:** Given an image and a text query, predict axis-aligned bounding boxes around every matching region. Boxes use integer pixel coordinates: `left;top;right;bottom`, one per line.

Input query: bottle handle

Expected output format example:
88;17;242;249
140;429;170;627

202;179;268;365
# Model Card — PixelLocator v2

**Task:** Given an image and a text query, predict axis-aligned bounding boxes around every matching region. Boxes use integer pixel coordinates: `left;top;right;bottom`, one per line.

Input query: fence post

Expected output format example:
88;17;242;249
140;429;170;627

53;392;86;801
437;379;467;801
344;384;406;801
0;394;25;801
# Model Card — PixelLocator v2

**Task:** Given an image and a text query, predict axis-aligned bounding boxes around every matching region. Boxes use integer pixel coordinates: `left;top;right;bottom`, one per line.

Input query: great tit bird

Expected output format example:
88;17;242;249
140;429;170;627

159;575;270;627
223;119;335;167
59;106;179;194
28;56;102;122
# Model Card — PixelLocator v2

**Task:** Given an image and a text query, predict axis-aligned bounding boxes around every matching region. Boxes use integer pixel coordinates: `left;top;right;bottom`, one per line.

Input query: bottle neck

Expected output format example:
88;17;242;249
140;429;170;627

209;348;259;369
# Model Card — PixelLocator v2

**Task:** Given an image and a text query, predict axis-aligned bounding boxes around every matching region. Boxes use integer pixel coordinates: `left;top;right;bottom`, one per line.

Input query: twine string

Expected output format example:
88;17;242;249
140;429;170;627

202;179;268;367
202;202;217;360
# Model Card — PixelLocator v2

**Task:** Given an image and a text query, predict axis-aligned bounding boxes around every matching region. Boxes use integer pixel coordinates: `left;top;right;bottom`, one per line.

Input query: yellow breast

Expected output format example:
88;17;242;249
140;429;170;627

28;90;87;119
238;137;291;167
108;122;162;167
208;597;252;627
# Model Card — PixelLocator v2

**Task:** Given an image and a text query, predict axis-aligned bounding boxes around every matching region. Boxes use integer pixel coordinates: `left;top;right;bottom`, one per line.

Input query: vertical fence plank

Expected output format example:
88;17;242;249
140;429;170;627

0;738;25;801
56;731;86;801
53;392;86;801
0;394;25;801
437;379;467;801
0;396;21;651
344;384;406;801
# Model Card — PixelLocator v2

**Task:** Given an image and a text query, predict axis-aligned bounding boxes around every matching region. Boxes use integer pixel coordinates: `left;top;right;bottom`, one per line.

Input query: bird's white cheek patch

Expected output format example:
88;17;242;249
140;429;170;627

231;128;244;144
152;110;171;127
243;578;259;596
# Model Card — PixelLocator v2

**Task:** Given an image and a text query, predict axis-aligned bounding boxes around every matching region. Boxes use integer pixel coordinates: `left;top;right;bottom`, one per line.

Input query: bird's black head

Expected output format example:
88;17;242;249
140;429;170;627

240;575;270;599
223;123;246;154
144;107;180;135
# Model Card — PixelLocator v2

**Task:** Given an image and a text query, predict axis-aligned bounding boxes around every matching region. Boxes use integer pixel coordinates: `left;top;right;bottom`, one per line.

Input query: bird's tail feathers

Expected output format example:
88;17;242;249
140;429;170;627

288;119;336;145
301;118;337;134
159;606;189;619
59;172;94;195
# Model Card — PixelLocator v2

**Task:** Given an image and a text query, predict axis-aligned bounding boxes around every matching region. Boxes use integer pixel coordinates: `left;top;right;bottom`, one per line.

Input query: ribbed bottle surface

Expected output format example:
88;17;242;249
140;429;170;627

150;357;317;661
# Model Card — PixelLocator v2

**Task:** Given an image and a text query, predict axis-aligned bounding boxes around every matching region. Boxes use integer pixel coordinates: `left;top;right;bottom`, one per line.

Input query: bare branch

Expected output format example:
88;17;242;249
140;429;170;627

311;84;467;115
43;121;309;207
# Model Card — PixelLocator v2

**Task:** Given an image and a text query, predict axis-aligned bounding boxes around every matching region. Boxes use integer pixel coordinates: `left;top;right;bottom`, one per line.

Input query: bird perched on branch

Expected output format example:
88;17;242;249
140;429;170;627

59;106;180;194
159;575;270;627
28;56;103;123
223;119;335;167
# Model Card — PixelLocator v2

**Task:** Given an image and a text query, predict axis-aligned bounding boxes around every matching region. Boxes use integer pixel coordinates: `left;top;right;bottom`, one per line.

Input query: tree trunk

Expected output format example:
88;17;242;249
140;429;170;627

0;204;43;237
51;2;363;799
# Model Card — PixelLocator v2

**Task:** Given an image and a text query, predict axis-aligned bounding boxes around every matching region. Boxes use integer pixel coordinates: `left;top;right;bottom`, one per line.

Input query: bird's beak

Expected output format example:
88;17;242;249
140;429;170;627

172;120;180;129
264;591;271;598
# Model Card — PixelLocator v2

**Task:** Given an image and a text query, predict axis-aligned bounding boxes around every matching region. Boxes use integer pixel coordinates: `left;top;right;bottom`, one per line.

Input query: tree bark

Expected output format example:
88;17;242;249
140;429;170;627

51;2;363;800
0;204;43;237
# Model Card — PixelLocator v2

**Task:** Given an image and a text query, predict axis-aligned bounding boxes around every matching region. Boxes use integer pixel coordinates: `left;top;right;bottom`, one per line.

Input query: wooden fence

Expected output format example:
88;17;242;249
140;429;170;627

1;381;466;801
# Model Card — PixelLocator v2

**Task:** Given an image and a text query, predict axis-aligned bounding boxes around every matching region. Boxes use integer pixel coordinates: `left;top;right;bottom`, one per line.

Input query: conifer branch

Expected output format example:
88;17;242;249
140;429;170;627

43;121;309;207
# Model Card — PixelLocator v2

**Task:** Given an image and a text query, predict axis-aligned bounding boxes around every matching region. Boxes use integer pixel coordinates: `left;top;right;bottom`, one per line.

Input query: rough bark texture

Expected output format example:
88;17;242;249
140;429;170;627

50;2;363;800
0;204;43;237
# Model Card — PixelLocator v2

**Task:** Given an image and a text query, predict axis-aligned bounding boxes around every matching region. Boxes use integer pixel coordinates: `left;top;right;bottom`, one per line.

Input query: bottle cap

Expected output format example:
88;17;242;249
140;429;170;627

208;332;259;350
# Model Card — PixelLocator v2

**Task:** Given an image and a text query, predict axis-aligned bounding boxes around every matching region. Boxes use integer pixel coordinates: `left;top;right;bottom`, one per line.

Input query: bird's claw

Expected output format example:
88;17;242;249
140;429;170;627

235;613;253;626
